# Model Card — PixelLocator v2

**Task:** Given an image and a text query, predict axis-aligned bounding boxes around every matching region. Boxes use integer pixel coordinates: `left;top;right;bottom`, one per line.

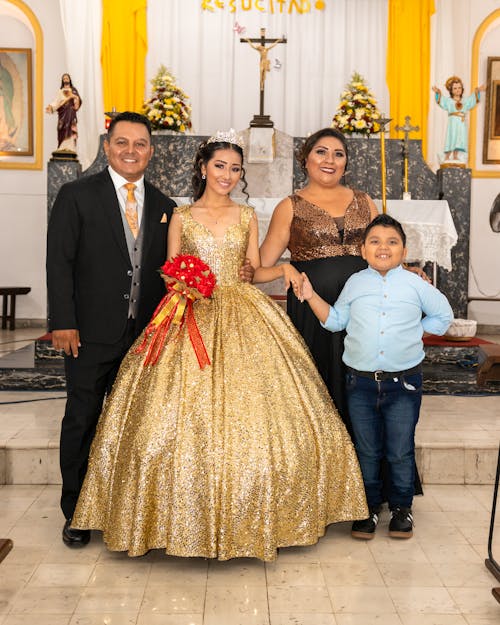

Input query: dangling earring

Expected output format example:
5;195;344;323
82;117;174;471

202;174;206;180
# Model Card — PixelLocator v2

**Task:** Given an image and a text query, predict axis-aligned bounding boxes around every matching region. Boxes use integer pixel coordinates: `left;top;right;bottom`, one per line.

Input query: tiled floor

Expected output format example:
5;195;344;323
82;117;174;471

0;329;499;623
0;484;499;624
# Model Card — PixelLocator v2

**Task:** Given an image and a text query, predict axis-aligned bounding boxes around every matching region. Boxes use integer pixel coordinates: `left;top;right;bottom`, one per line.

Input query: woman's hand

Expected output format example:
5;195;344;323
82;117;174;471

282;263;303;299
404;264;431;283
239;258;255;283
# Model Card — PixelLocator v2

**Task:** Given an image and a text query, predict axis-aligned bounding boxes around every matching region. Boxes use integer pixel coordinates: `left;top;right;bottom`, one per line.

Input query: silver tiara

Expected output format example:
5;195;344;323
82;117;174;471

207;128;244;149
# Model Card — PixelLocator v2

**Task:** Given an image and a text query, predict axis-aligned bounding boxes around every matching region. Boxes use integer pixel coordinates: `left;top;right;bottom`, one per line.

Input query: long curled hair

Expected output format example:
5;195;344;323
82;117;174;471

295;127;349;176
192;141;249;202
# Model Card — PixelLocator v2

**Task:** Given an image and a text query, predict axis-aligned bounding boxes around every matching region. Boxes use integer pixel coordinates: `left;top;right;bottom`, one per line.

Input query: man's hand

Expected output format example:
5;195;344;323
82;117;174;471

239;258;255;283
51;329;81;357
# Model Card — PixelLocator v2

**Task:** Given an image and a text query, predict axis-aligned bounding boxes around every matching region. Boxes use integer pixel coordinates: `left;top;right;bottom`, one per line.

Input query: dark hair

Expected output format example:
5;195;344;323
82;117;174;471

363;214;407;247
60;73;73;88
296;127;349;174
192;141;249;201
107;111;152;138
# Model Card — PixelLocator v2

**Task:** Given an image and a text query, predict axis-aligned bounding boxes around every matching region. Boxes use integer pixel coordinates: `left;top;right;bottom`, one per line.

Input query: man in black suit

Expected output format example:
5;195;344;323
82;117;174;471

47;112;176;547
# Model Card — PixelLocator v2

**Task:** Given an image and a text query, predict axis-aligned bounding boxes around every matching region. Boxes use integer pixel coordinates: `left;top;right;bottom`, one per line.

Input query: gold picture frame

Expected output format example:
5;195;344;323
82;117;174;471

482;56;500;164
0;47;33;157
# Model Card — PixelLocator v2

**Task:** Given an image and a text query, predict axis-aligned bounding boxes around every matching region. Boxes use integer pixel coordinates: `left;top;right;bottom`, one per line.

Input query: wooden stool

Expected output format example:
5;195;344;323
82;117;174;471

0;538;13;563
0;287;31;331
477;343;500;386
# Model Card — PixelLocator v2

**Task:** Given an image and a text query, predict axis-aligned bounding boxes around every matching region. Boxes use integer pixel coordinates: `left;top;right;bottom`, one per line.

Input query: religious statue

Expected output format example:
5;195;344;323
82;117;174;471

432;76;485;163
240;28;286;128
242;33;284;91
45;73;81;153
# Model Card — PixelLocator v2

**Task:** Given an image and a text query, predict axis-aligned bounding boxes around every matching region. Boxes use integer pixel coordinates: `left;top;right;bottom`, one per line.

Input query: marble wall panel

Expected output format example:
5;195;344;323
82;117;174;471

47;132;471;315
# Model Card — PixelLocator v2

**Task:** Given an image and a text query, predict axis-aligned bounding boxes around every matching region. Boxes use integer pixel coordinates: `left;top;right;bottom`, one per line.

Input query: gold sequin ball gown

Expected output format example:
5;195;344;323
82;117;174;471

72;205;368;560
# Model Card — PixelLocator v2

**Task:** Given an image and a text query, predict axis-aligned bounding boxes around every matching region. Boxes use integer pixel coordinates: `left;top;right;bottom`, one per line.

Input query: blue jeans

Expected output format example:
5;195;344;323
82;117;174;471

346;370;422;510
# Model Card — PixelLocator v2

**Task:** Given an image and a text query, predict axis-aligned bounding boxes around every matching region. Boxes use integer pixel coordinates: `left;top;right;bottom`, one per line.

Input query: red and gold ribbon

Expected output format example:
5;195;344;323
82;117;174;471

135;280;211;368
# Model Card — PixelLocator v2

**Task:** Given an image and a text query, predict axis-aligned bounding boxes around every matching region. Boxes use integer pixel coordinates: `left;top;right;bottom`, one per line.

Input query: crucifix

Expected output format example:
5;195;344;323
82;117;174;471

241;28;287;128
394;115;419;196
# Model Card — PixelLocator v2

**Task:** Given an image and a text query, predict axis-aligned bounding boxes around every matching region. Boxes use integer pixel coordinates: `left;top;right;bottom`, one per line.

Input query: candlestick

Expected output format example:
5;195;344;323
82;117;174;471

378;117;392;214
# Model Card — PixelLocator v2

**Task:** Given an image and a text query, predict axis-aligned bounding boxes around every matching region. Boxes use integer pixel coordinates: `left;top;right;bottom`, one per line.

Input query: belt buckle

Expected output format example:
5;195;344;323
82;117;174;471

374;370;384;382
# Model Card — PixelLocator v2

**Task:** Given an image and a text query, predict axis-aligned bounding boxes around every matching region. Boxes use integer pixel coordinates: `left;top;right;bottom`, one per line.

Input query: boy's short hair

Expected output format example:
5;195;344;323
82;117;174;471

363;214;407;247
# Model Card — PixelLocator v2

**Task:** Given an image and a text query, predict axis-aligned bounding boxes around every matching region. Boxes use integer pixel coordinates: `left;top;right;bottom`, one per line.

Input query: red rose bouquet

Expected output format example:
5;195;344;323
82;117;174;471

136;255;216;367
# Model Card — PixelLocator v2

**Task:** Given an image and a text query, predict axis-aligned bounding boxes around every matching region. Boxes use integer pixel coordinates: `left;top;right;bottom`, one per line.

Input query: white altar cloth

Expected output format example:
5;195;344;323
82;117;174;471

173;197;458;272
373;200;458;271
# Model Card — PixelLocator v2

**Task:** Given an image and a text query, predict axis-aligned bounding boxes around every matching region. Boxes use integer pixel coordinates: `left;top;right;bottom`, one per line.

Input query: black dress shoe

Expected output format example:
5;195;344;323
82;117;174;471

62;519;90;548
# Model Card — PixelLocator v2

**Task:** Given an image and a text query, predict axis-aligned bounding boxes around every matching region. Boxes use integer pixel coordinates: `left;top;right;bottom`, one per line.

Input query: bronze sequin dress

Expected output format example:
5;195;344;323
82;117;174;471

287;191;372;431
72;204;368;560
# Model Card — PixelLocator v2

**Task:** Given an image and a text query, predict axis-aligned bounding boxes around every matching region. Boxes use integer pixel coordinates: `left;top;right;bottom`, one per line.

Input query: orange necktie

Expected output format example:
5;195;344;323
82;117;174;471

124;183;139;238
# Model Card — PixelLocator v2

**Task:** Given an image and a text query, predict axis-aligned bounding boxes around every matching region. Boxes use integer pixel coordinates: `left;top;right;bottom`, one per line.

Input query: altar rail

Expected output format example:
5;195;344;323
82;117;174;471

47;132;471;316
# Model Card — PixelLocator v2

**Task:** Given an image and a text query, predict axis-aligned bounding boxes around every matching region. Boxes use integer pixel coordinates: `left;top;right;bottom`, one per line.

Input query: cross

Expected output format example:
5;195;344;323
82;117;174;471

241;28;287;127
395;116;419;194
395;115;420;156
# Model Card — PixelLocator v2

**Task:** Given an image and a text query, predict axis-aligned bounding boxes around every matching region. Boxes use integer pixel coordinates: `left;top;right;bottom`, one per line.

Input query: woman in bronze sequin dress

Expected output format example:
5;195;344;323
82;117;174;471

71;133;368;560
260;128;378;432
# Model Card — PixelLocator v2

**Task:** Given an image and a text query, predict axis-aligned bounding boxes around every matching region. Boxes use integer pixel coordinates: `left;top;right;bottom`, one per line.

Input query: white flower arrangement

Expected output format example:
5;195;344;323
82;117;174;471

142;65;192;133
331;72;381;136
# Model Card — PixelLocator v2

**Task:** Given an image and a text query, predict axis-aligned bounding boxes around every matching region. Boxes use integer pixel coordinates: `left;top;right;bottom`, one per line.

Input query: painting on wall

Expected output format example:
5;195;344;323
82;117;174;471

483;56;500;164
0;48;33;157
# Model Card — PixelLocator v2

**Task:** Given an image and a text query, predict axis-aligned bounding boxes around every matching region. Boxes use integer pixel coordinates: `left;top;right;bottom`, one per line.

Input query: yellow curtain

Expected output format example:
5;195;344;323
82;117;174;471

101;0;147;113
386;0;435;158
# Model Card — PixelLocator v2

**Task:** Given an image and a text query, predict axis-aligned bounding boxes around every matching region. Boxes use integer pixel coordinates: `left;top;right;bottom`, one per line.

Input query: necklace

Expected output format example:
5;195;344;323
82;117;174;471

193;202;234;224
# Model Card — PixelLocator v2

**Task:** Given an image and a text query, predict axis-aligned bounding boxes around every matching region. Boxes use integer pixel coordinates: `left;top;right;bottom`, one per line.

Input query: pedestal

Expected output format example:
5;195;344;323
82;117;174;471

249;114;274;128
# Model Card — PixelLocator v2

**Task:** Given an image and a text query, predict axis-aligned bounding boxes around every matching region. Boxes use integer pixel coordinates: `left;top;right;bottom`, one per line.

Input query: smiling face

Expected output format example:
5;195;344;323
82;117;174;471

305;136;347;187
361;225;407;275
201;148;242;197
104;120;153;182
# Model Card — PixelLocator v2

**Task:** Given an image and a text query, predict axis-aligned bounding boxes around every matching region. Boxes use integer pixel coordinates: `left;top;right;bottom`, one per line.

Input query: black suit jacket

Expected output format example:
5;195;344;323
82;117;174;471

47;168;176;344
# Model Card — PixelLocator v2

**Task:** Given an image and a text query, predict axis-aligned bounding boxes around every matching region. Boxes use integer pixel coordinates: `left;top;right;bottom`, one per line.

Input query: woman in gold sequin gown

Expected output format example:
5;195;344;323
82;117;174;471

71;134;368;560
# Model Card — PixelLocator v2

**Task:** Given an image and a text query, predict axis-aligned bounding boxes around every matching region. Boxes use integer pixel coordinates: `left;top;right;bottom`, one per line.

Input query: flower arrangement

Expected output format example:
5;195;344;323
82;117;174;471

142;65;192;132
331;72;381;136
136;255;216;367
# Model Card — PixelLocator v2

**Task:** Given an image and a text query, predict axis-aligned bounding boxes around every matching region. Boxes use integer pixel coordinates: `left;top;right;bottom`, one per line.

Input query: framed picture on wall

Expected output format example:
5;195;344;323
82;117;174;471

0;48;33;157
483;56;500;164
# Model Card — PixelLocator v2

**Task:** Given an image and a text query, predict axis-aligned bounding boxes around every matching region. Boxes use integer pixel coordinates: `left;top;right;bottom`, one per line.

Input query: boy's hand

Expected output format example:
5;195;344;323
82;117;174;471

301;272;314;301
292;271;313;302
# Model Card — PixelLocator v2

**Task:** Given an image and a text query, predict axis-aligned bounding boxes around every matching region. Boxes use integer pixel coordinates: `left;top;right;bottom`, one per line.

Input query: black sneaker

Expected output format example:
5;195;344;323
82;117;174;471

351;507;380;540
389;506;414;538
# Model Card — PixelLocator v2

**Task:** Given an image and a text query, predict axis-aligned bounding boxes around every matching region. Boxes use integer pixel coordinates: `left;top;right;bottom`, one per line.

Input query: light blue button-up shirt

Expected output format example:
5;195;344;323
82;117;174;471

321;265;454;372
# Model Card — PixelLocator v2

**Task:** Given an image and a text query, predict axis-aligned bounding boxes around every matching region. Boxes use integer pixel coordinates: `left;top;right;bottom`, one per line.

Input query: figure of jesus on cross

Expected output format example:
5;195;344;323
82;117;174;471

241;28;286;127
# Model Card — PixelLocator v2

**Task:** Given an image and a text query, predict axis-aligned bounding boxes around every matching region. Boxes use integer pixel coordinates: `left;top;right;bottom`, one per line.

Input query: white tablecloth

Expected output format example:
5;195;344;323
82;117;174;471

373;200;458;271
173;197;458;271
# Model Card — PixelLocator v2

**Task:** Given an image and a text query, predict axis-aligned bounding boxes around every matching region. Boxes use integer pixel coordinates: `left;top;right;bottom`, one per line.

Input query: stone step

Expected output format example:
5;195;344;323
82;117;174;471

1;436;497;487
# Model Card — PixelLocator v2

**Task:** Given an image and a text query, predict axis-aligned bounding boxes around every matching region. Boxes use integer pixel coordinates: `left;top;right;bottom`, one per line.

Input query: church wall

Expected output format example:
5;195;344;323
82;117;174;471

0;0;67;324
0;0;499;325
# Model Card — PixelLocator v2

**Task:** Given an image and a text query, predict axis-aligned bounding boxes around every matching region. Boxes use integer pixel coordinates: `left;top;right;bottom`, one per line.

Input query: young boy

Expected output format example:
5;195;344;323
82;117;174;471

296;214;453;539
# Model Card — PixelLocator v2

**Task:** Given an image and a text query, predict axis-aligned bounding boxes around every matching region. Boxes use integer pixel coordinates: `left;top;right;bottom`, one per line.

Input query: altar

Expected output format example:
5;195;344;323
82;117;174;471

373;199;458;272
47;131;471;316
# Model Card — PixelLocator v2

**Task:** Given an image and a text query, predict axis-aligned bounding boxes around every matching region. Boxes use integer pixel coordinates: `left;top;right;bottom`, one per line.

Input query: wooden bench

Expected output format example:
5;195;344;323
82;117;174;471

0;287;31;331
477;343;500;386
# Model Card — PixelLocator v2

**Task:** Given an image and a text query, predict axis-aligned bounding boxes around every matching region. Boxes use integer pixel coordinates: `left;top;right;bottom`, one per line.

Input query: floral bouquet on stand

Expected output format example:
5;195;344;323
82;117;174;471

331;72;381;136
136;255;216;367
142;65;192;132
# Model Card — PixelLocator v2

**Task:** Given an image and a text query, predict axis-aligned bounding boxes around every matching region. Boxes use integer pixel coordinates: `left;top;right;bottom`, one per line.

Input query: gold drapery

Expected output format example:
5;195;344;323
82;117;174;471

101;0;147;113
386;0;435;159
